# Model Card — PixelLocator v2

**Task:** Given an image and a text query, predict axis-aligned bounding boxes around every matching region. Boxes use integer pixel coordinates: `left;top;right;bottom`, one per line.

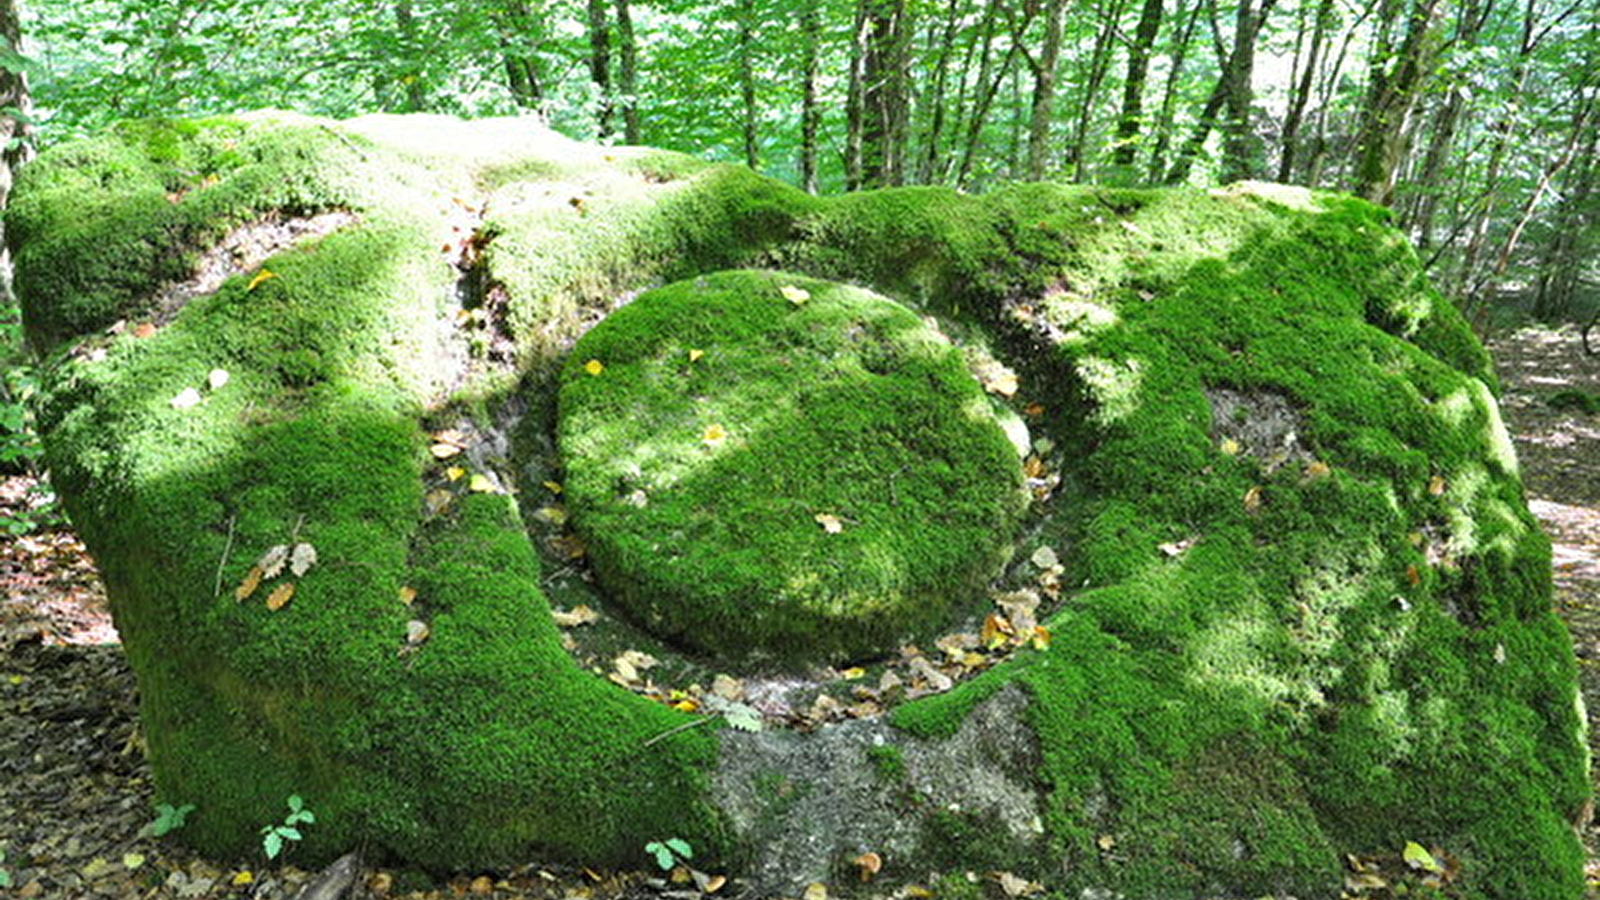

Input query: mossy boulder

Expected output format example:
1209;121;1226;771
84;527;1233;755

11;113;1587;899
559;270;1025;667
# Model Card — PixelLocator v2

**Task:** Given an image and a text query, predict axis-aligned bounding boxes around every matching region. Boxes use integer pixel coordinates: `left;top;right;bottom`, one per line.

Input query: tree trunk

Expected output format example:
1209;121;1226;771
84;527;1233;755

846;1;868;189
953;0;1010;186
0;0;31;309
859;0;912;188
1068;0;1130;180
616;0;640;143
737;0;759;168
1351;0;1444;205
395;0;427;112
917;0;963;184
496;0;545;110
1220;0;1278;182
587;0;614;139
1277;0;1334;182
800;0;821;193
1112;0;1166;172
1533;116;1598;321
1146;0;1199;182
1026;0;1067;179
1403;0;1494;243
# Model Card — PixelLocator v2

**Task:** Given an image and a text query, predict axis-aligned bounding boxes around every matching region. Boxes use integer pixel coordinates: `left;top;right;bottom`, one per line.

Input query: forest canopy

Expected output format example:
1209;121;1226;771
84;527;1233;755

11;0;1600;321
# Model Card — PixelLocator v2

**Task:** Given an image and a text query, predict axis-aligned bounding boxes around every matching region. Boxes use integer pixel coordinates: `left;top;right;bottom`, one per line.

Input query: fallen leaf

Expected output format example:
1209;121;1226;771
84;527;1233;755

1403;841;1443;874
815;513;844;534
542;480;563;494
689;349;705;363
781;285;811;305
1429;475;1447;496
1024;403;1045;417
230;872;254;887
406;620;431;644
207;369;230;390
290;542;317;577
552;605;599;627
1031;626;1052;650
171;388;203;409
702;423;728;446
133;322;157;339
995;872;1041;897
398;586;417;606
711;674;744;701
838;667;867;680
265;582;295;612
446;466;466;482
584;358;605;376
695;872;727;894
1494;643;1506;664
1243;485;1263;514
1219;438;1241;456
470;875;494;895
235;566;264;602
982;612;1014;648
854;852;883;882
802;882;828;900
468;473;496;493
908;656;953;694
1096;835;1116;851
246;269;277;291
1030;546;1059;569
1304;460;1331;480
122;853;146;870
258;545;291;578
430;443;463;459
536;505;568;527
1159;539;1194;557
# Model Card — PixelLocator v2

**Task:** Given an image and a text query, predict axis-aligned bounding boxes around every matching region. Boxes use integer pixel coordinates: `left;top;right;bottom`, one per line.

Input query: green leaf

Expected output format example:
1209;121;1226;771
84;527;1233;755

263;831;284;860
645;842;674;870
666;838;693;860
276;827;302;842
0;868;11;888
1403;841;1443;874
287;795;303;813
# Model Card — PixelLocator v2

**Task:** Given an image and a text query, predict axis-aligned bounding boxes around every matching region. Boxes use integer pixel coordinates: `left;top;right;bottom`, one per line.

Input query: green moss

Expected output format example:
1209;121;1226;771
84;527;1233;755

558;270;1024;667
867;745;908;783
14;113;1583;898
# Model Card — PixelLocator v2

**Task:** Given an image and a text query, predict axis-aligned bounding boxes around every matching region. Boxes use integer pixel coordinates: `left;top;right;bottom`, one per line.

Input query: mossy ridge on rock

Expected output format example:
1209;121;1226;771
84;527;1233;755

558;270;1025;667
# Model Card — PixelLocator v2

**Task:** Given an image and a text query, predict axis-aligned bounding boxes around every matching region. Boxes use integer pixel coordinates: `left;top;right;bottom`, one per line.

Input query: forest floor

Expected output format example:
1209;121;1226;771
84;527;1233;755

0;324;1597;900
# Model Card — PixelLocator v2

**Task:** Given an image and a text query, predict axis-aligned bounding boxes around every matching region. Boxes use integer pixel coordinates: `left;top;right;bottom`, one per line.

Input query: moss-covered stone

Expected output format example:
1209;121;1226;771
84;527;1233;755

12;114;1585;899
558;270;1024;667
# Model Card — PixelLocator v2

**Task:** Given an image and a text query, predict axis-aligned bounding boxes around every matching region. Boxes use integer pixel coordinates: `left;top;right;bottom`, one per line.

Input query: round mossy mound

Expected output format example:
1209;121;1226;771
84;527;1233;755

557;270;1025;668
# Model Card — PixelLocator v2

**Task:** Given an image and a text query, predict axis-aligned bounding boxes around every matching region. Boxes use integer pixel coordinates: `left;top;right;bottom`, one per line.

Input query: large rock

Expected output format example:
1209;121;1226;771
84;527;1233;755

11;113;1587;898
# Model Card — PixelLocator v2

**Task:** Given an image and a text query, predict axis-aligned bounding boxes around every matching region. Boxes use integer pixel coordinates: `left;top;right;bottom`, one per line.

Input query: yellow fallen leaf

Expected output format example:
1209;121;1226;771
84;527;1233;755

1031;626;1052;650
398;586;417;606
1428;475;1447;496
814;513;844;534
246;269;277;291
689;348;705;363
542;480;563;494
839;667;866;680
446;466;466;482
265;582;295;611
1220;437;1241;456
1304;460;1331;480
584;358;605;376
231;871;254;887
802;882;828;900
702;423;728;446
781;285;811;305
1243;485;1263;514
122;853;146;870
552;605;599;627
468;473;495;493
235;566;264;602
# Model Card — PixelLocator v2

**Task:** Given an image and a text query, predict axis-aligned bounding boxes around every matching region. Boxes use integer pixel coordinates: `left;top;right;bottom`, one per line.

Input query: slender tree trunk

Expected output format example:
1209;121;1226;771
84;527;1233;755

1533;117;1598;320
1305;5;1370;185
1113;0;1166;171
395;0;427;111
1165;78;1227;183
953;0;1009;186
800;0;821;193
737;0;759;168
1278;0;1334;182
1220;0;1279;182
1026;0;1067;179
1068;0;1130;180
496;0;545;109
859;0;912;188
1403;0;1494;242
917;0;963;184
587;0;614;139
616;0;640;143
1146;0;1199;181
1352;0;1444;205
846;1;869;189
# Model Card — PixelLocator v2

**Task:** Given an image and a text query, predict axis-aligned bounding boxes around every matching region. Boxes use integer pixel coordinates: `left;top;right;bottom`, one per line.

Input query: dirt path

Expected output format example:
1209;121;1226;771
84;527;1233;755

1;325;1597;899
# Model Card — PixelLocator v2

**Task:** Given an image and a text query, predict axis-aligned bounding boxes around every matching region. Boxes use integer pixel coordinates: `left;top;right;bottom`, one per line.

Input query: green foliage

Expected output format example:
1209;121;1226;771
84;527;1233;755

260;795;315;860
645;838;693;871
0;846;11;889
150;802;196;838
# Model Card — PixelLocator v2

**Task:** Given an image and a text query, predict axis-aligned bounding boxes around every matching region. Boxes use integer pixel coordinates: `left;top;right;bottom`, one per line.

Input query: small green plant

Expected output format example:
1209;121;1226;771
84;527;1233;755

0;845;12;888
260;795;315;860
151;802;195;837
646;837;693;871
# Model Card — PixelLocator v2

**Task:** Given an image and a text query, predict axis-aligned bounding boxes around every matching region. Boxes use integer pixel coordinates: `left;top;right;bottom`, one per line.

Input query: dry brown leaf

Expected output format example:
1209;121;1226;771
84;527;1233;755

235;566;264;602
981;612;1014;648
712;674;745;701
1304;460;1331;480
995;872;1041;898
552;605;599;628
1429;475;1447;496
1243;485;1263;514
265;582;295;612
133;322;157;339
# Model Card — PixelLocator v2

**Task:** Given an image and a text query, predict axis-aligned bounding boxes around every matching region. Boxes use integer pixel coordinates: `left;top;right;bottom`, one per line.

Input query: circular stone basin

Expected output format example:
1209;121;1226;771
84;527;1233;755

557;270;1025;668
